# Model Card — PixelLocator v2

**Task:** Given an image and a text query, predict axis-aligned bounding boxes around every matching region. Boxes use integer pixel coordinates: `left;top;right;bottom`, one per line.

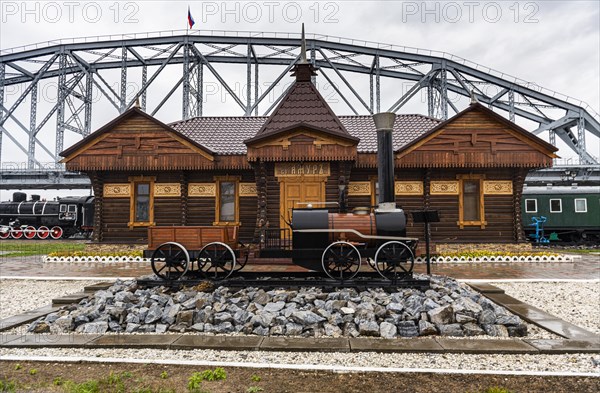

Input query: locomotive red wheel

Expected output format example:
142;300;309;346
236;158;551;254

321;241;362;281
50;226;63;239
37;226;50;239
11;228;23;239
0;228;10;239
374;241;415;280
197;242;236;280
24;226;37;239
151;242;190;281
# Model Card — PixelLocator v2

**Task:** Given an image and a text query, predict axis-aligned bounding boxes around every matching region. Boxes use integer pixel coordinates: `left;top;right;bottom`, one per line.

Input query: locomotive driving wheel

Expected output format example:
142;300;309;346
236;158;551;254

374;241;414;280
150;242;190;281
197;242;237;280
321;241;362;281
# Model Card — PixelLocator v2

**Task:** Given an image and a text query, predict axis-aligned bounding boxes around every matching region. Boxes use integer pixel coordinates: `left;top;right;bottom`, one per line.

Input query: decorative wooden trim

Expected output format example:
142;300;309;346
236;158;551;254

154;183;181;197
274;162;330;177
103;184;131;198
483;180;513;195
395;181;424;196
188;183;216;197
430;181;459;195
347;181;371;196
239;183;257;197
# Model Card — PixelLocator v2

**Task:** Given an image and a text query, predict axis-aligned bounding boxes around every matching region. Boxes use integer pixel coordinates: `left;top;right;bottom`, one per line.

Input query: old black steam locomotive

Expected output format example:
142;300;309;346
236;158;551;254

0;192;94;239
146;113;418;282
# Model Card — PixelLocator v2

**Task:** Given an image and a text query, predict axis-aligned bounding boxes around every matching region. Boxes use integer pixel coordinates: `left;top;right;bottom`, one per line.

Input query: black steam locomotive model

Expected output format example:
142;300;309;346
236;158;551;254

146;113;419;282
0;192;94;239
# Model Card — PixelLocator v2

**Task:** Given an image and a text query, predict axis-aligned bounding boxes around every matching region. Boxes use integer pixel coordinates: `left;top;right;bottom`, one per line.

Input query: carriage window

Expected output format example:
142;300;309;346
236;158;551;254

68;205;76;212
525;199;537;213
59;205;67;212
215;177;239;225
550;199;562;213
574;198;587;213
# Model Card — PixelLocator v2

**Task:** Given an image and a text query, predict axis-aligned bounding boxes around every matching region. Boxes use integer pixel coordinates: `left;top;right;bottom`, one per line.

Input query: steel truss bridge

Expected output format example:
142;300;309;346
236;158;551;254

0;29;599;189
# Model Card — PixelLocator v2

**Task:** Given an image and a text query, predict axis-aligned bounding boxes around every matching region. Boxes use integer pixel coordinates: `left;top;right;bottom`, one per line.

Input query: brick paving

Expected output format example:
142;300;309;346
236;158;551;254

1;253;598;279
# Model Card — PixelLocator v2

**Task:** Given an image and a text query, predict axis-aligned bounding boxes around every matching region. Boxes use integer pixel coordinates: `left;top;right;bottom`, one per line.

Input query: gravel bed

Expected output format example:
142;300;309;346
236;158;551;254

0;347;598;373
495;281;600;335
0;279;98;319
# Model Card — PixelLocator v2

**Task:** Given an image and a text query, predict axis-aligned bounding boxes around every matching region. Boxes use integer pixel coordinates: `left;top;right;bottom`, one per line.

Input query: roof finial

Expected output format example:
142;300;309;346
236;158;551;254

134;97;141;109
300;23;308;64
470;89;478;105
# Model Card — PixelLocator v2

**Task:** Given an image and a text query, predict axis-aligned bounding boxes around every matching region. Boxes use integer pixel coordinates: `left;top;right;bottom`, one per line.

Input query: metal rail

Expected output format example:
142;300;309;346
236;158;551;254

1;29;598;180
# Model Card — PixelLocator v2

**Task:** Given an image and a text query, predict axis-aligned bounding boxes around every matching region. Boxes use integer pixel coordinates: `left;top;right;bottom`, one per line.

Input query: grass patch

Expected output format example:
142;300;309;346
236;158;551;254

0;241;85;257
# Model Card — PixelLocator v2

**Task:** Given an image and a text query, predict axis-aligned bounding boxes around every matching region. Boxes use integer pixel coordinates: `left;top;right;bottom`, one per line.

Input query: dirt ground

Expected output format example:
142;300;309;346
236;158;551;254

0;361;598;393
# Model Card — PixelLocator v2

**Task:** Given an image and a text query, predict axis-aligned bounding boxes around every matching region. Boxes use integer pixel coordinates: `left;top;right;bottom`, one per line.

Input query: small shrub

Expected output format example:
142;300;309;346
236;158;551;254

0;379;17;393
160;371;169;379
187;372;204;393
13;364;21;371
482;388;513;393
251;374;261;382
53;376;64;386
28;368;37;375
63;379;100;393
247;387;264;393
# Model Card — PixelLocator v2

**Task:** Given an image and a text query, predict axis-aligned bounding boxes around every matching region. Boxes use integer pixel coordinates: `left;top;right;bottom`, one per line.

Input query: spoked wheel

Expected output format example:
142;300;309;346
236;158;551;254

321;241;362;281
50;226;63;239
233;243;249;272
197;242;236;280
0;228;10;239
151;242;190;281
37;226;50;239
24;226;37;240
374;241;415;280
10;228;23;239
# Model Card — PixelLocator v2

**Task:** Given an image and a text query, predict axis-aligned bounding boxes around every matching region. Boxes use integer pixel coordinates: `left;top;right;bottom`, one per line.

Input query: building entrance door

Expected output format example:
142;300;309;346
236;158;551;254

279;179;325;231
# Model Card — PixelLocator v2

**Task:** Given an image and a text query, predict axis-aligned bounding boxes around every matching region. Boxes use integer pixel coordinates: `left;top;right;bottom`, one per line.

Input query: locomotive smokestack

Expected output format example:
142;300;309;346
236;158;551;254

373;112;397;211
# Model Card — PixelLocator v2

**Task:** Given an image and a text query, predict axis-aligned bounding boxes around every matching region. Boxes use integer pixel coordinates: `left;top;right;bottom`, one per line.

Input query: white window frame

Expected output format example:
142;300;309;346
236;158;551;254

574;198;587;213
525;199;537;213
549;198;562;213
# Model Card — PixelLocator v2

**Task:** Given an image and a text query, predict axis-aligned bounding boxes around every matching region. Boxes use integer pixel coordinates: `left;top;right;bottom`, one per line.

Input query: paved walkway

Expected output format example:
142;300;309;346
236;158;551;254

0;254;598;280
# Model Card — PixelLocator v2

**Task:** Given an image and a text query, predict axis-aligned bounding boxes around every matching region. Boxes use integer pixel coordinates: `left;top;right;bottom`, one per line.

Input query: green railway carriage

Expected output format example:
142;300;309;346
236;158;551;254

522;186;600;242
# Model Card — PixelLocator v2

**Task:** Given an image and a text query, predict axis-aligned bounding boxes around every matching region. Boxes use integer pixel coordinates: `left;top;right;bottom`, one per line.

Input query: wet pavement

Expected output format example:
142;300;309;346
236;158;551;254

0;253;598;280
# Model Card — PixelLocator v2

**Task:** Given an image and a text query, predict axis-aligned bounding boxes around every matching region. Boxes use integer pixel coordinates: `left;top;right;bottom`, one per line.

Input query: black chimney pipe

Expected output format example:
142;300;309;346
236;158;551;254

373;112;397;210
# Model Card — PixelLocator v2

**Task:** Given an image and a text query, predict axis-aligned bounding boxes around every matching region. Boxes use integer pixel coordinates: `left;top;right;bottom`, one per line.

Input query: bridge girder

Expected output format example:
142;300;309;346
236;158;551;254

0;30;598;174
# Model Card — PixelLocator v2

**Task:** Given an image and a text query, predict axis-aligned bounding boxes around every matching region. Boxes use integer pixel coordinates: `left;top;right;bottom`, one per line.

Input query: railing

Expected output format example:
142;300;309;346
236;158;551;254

1;29;597;120
261;228;291;250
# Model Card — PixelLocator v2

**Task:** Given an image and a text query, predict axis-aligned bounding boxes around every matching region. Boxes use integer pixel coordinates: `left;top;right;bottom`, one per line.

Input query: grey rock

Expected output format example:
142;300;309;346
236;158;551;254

285;323;304;335
507;323;528;337
190;323;204;332
291;310;326;325
263;301;286;313
379;321;397;339
340;307;355;315
80;321;108;334
73;315;89;326
125;323;140;333
181;297;197;310
253;326;269;336
455;313;476;324
155;324;168;333
126;313;140;324
418;320;437;336
343;322;360;338
397;320;419;337
270;325;285;335
44;313;60;324
108;321;122;332
385;303;403;313
252;312;276;327
161;304;181;324
428;305;454;325
215;322;235;334
423;298;440;311
462;322;485;336
438;323;464;337
254;290;271;305
323;323;343;337
145;304;163;324
452;297;483;317
214;312;234;325
483;324;509;337
404;294;425;316
496;315;522;326
358;320;380;336
177;310;195;326
114;291;137;303
478;309;496;325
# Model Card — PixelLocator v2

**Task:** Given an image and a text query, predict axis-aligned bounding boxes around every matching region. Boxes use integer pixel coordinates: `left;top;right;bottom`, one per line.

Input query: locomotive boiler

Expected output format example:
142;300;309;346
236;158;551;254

0;192;94;239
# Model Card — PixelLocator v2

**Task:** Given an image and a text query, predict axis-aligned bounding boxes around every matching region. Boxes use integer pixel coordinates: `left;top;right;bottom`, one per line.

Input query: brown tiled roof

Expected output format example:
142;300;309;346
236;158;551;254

245;80;357;144
170;114;440;155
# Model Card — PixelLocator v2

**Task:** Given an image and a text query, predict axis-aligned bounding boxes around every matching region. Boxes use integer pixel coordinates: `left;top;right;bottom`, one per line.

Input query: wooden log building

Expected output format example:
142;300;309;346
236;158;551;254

60;59;558;245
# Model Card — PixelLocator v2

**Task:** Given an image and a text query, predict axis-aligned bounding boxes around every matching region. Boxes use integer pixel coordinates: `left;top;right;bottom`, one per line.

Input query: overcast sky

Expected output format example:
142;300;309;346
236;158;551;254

0;0;599;199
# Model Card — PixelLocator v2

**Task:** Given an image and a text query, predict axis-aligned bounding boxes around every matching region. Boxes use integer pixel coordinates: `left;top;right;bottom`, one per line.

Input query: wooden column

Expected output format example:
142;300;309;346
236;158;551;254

180;171;189;226
338;161;352;212
513;169;527;242
424;168;431;209
91;171;103;242
253;161;269;244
